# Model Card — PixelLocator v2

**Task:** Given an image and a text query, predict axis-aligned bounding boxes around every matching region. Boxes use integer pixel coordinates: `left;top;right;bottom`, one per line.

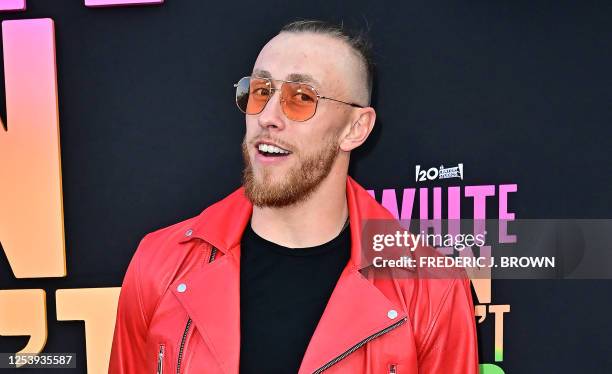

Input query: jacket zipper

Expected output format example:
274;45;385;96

389;363;397;374
157;344;165;374
176;247;218;374
312;317;407;374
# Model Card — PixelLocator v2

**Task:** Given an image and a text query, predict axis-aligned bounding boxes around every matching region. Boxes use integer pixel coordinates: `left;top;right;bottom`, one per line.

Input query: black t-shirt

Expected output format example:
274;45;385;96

239;221;351;374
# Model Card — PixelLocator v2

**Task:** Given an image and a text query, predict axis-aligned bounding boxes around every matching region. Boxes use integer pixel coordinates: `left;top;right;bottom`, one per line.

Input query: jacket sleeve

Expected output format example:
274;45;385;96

417;277;479;374
108;236;151;374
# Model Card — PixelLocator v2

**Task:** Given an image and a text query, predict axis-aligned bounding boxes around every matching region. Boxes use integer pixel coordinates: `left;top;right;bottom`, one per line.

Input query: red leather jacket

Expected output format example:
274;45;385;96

109;177;479;374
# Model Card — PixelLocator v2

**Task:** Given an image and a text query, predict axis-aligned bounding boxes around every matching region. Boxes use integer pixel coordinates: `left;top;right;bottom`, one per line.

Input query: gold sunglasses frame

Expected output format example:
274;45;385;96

233;76;364;122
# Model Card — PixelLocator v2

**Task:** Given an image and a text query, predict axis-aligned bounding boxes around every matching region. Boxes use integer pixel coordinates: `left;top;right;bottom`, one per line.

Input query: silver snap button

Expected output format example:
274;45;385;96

185;229;193;237
177;283;187;293
387;309;398;319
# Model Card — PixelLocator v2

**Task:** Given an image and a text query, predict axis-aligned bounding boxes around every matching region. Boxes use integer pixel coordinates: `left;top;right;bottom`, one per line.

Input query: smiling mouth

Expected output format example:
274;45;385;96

255;142;292;157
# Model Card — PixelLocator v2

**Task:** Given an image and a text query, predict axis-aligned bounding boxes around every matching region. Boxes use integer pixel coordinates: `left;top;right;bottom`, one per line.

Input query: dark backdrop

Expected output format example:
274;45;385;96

1;0;611;372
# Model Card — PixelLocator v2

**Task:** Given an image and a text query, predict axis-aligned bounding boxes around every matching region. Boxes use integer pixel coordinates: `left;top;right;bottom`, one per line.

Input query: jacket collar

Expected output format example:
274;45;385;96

178;175;395;269
173;176;407;373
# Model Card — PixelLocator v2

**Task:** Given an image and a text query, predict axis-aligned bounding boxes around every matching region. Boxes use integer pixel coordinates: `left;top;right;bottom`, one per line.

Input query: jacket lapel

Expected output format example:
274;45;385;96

171;246;242;374
171;187;251;373
297;264;407;373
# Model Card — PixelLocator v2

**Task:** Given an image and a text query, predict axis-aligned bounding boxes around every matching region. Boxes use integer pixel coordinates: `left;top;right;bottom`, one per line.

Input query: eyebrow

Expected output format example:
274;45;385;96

252;69;272;78
252;69;321;89
286;73;321;88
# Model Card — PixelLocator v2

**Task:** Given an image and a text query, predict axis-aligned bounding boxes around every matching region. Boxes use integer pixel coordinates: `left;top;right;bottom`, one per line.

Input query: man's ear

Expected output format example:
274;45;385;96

339;107;376;152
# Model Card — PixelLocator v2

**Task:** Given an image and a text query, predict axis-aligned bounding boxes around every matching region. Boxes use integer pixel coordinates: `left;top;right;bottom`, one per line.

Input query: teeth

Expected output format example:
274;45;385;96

258;143;289;154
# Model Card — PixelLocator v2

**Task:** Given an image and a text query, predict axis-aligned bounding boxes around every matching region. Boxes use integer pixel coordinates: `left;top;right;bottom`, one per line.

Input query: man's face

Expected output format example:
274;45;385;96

242;32;365;207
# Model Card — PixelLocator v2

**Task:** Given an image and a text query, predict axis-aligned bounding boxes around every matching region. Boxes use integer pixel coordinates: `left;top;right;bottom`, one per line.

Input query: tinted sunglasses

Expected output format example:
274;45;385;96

234;76;364;122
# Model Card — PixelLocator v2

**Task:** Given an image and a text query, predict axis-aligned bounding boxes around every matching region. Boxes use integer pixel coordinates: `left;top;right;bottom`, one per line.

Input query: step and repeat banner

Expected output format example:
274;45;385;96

0;1;610;373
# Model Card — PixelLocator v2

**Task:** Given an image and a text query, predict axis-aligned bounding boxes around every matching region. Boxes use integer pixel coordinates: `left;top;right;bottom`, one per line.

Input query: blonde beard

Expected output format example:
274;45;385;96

241;135;340;208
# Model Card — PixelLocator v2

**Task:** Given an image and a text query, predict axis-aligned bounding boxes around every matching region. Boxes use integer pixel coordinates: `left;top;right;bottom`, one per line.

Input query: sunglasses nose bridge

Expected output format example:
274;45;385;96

264;86;283;108
256;86;287;127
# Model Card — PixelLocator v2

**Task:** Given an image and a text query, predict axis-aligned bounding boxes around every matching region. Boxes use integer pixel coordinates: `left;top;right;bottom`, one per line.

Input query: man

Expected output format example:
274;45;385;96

109;20;478;374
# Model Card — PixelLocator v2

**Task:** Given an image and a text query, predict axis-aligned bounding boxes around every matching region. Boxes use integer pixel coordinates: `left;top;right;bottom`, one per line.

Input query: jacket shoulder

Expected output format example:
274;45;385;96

134;215;198;264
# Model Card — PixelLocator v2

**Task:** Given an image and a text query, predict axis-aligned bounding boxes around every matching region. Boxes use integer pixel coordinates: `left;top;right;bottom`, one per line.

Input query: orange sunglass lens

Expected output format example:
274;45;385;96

281;82;318;121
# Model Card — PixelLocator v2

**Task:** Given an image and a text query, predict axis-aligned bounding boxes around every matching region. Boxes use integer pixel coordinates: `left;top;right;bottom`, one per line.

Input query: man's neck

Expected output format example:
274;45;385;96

250;171;349;248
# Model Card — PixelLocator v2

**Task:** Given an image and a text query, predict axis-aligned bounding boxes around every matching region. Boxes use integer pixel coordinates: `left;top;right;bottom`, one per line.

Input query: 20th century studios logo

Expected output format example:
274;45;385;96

416;163;464;182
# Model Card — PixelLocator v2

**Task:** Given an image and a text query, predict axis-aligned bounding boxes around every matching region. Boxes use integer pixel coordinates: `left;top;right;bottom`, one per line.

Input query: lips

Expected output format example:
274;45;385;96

254;140;292;158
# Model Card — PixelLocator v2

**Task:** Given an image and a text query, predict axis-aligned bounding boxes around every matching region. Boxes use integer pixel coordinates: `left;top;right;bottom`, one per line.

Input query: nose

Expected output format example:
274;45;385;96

256;90;286;131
